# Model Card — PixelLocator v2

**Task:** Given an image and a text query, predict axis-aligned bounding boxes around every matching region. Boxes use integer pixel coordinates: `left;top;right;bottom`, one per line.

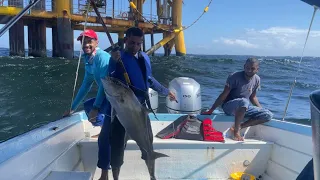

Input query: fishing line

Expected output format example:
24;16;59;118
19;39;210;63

69;1;91;112
127;0;213;33
282;6;318;121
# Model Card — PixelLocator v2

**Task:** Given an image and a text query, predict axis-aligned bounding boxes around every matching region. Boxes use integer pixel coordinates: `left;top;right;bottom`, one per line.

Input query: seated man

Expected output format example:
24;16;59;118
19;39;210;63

202;57;273;141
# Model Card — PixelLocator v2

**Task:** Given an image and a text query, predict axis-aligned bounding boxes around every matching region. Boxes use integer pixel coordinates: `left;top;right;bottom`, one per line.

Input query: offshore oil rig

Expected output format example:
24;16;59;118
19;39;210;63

0;0;186;58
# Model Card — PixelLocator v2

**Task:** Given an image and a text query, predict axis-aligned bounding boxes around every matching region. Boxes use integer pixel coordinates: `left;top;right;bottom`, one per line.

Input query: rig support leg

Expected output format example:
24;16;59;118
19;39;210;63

8;0;24;57
52;0;74;59
28;0;46;57
172;0;186;56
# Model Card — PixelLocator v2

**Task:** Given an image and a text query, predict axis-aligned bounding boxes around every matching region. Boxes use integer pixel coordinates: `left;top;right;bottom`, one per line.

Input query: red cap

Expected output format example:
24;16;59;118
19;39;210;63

77;29;98;41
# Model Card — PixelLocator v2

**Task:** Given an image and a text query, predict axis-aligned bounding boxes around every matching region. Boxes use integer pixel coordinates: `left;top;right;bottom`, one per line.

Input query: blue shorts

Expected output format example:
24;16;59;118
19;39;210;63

222;98;273;121
83;97;111;126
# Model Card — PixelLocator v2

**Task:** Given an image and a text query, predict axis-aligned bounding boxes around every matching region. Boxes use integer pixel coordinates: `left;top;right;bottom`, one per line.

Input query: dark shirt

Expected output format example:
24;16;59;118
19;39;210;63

224;71;261;103
108;51;169;103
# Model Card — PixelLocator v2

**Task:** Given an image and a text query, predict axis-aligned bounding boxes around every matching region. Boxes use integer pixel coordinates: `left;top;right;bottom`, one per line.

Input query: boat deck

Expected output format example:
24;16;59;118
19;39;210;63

78;135;273;180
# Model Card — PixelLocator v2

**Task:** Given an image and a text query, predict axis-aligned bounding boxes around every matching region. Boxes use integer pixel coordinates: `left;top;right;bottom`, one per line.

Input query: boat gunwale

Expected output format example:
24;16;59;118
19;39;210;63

0;112;86;164
0;110;311;167
148;111;312;137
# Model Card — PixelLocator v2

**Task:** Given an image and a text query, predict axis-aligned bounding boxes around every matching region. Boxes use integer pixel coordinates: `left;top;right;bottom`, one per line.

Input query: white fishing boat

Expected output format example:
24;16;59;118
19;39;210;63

0;0;319;180
0;74;318;180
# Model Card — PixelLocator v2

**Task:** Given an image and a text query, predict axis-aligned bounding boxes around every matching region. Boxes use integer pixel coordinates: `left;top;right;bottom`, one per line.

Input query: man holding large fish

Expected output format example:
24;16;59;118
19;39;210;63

97;27;177;180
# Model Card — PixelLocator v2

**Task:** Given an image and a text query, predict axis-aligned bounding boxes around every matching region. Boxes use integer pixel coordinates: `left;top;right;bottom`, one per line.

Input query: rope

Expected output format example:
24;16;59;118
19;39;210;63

180;0;212;31
128;0;213;33
69;2;91;112
150;0;152;21
282;6;318;121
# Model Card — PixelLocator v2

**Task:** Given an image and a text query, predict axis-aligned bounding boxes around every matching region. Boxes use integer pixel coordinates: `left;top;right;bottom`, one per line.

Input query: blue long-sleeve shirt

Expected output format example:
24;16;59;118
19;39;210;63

148;76;169;96
71;48;111;111
108;51;169;103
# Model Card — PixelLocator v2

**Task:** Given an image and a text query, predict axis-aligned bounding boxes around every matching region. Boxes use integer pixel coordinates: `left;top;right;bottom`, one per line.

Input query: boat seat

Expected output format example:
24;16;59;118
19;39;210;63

44;171;91;180
79;136;273;148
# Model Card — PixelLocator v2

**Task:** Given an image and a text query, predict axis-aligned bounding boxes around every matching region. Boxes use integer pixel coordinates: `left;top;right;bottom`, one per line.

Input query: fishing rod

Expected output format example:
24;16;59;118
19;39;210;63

0;0;42;37
89;0;131;84
89;0;114;46
89;0;163;118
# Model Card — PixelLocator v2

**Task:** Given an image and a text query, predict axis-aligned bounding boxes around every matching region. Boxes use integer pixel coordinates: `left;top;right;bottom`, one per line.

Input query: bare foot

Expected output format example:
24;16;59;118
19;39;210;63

91;133;100;138
233;131;244;141
230;126;244;141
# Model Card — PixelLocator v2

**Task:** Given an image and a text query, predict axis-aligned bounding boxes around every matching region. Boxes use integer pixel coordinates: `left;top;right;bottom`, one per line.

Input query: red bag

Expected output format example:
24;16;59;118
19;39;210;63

202;118;225;142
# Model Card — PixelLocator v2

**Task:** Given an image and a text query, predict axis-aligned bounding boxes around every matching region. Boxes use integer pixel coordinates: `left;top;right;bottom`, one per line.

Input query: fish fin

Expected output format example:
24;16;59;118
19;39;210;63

142;105;153;114
153;112;159;121
142;105;159;121
145;94;159;121
124;133;131;143
152;151;169;159
111;108;116;123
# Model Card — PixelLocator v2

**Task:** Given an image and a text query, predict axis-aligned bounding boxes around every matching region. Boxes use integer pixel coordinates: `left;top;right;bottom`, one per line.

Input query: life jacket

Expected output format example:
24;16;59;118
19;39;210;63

202;118;225;142
156;115;225;142
118;50;152;89
119;51;156;116
135;51;155;115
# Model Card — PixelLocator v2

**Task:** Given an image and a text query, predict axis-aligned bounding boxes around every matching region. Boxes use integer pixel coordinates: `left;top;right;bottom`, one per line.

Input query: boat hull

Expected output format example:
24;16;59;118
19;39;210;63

0;111;313;180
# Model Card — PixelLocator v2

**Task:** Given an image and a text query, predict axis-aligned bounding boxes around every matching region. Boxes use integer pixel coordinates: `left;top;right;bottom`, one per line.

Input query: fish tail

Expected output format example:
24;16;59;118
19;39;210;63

152;151;169;159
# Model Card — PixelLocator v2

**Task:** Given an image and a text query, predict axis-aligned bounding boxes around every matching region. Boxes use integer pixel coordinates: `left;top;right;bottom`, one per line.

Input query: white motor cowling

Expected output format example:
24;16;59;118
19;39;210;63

148;88;159;113
166;77;202;114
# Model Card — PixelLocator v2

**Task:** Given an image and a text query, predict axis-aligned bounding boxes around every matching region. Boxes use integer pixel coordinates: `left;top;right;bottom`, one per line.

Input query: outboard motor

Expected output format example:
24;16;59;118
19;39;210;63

148;88;159;113
166;77;201;114
309;89;320;180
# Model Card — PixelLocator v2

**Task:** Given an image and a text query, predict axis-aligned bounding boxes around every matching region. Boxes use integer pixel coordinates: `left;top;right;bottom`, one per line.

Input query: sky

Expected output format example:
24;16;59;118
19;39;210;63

0;0;320;56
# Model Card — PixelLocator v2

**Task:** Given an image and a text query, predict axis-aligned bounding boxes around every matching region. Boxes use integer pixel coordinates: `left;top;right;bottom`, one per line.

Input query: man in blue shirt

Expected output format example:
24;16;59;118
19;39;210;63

63;29;111;127
97;27;176;180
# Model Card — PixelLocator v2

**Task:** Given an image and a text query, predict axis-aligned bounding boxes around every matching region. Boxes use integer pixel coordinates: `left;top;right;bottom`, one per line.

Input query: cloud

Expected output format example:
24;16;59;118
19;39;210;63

212;27;320;56
220;38;258;48
254;27;320;38
245;27;320;50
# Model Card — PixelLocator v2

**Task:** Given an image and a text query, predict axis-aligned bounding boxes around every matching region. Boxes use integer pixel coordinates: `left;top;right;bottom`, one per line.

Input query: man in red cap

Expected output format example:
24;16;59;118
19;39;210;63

63;29;112;130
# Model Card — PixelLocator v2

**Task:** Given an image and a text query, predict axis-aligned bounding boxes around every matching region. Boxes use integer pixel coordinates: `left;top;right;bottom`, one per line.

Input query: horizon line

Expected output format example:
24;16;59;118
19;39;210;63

0;47;319;58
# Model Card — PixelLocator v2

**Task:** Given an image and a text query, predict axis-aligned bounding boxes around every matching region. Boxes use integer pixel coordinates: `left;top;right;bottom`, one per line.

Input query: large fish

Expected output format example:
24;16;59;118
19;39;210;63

101;76;169;180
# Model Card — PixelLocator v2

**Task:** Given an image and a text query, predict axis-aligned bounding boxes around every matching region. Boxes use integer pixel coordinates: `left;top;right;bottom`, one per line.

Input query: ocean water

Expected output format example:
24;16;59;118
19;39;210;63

0;47;319;142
